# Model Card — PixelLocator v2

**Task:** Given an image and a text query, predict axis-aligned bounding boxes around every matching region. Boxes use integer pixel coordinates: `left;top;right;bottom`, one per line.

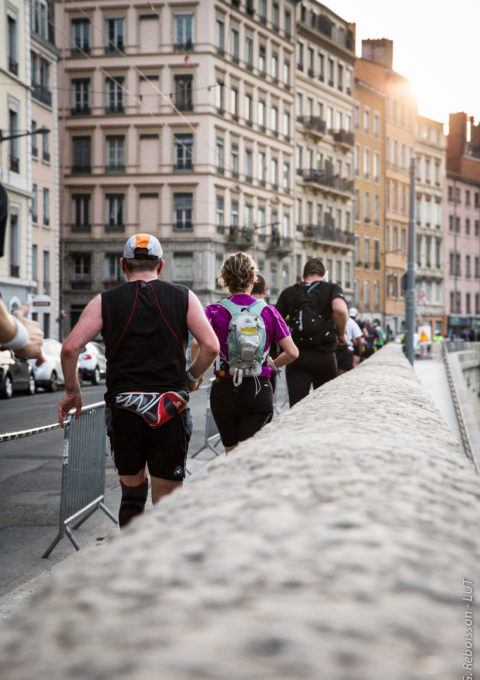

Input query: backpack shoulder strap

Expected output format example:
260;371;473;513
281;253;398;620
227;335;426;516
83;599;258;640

246;299;267;315
307;281;322;294
218;299;241;317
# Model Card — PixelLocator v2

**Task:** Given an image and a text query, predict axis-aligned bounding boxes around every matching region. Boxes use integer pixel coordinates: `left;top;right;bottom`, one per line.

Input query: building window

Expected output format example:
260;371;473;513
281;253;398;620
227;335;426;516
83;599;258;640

283;110;290;139
72;78;90;114
32;185;38;223
230;86;239;119
43;188;50;226
72;194;90;230
364;280;370;310
72;254;91;285
283;162;290;191
231;142;239;178
297;41;304;70
174;133;193;171
271;157;278;189
7;14;18;75
174;13;194;50
328;58;334;86
272;52;279;82
258;151;266;184
104;253;123;282
258;99;266;129
215;79;224;112
363;148;370;180
174;74;193;111
283;58;290;87
43;249;50;296
216;137;224;173
32;0;48;39
216;195;224;233
284;9;291;37
105;17;125;53
173;193;193;230
259;44;266;76
72;136;91;173
32;244;38;281
71;18;90;55
245;148;253;182
271;105;278;135
216;18;224;55
245;36;253;70
231;198;238;228
105;76;124;113
8;108;19;173
105;194;125;231
173;253;193;287
231;27;239;63
106;135;125;173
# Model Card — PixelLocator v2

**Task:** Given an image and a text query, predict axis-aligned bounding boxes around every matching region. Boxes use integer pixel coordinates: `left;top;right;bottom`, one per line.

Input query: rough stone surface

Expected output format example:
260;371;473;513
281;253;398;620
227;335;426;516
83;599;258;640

0;345;479;680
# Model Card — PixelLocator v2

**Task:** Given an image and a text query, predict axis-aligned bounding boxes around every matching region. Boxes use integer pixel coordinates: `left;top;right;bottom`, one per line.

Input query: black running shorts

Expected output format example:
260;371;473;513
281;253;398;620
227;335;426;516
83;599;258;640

108;406;190;480
210;376;273;448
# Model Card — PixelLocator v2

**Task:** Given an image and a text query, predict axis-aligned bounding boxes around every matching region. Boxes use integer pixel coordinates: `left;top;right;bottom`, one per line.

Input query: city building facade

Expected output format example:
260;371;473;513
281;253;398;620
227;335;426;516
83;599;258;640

356;39;417;335
445;112;480;337
414;115;446;338
0;0;32;313
295;0;355;301
30;0;60;338
56;0;298;335
352;76;385;320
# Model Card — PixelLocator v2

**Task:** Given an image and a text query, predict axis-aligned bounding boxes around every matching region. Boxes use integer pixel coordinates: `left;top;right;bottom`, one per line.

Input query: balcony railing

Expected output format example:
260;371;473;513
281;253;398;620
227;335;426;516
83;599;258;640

174;162;193;172
105;104;124;114
174;40;194;52
43;151;50;163
105;164;125;173
105;223;125;232
71;43;90;56
296;115;326;134
70;279;92;290
8;58;18;75
105;41;125;54
299;224;355;247
173;221;193;231
32;84;52;106
333;129;354;146
267;234;293;256
9;156;19;173
71;223;91;232
43;281;51;295
10;264;20;278
176;101;193;111
227;226;254;249
71;106;91;115
298;169;354;194
72;164;91;174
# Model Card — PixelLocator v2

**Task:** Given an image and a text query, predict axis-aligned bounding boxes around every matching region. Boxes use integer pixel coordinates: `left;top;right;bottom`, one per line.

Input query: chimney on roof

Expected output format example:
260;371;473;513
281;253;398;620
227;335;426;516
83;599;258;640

361;39;393;69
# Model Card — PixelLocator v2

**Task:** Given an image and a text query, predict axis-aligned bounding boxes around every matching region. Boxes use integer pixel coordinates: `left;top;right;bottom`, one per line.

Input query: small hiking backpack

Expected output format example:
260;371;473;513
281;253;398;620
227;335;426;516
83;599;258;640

290;281;335;349
218;299;268;386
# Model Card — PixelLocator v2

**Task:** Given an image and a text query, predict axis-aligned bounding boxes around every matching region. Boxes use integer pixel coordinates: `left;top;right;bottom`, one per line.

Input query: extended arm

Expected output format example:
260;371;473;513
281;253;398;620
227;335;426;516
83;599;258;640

0;301;44;361
273;334;299;369
58;295;103;426
186;292;219;391
332;297;348;345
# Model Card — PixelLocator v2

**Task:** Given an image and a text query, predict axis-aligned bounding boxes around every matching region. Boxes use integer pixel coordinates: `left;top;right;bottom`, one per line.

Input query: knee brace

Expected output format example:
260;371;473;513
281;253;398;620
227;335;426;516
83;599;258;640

119;478;148;528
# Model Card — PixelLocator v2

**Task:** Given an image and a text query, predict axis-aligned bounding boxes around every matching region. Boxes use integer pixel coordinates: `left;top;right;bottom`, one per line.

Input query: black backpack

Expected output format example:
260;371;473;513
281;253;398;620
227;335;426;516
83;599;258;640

290;281;336;349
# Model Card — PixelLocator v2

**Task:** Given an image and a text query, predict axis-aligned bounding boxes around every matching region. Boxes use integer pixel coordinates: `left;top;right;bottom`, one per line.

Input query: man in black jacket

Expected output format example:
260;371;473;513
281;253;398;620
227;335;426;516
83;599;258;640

58;233;219;527
276;258;348;407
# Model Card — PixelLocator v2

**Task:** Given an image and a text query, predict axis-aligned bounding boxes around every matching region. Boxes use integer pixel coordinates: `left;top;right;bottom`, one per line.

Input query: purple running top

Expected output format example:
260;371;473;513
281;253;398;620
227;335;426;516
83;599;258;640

205;294;290;379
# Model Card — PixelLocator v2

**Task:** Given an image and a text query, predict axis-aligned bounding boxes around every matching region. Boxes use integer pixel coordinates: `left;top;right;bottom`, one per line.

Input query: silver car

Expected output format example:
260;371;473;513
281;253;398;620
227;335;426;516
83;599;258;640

79;342;106;385
29;339;65;392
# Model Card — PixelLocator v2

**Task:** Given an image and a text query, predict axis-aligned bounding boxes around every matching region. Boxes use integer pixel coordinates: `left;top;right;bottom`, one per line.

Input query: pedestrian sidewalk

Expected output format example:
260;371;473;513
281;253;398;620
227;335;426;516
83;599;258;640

413;358;462;446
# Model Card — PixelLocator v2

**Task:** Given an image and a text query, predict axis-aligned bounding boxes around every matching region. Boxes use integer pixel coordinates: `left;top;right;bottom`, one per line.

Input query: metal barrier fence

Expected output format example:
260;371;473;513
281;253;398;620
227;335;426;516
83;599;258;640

42;401;117;557
0;402;117;558
188;379;221;464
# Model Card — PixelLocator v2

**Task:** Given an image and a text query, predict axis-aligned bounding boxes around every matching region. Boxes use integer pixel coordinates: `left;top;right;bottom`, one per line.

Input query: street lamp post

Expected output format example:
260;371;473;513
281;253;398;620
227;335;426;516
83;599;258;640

405;157;416;365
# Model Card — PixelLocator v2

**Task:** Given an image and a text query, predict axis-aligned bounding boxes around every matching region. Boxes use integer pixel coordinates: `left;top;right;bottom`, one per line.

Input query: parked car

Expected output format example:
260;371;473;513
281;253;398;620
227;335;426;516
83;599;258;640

79;342;106;385
28;339;65;392
0;349;35;399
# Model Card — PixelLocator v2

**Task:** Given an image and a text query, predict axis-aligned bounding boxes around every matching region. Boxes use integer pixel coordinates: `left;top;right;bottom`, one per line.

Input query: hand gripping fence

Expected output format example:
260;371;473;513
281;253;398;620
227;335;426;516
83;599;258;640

0;401;118;558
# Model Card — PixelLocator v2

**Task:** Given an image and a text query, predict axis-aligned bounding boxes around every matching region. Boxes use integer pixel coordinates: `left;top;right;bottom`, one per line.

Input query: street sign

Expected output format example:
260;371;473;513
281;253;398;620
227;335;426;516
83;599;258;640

31;294;51;313
417;289;426;307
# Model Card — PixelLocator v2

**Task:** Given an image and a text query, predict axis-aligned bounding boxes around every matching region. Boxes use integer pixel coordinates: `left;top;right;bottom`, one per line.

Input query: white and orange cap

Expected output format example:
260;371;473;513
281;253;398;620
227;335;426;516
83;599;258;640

123;233;163;260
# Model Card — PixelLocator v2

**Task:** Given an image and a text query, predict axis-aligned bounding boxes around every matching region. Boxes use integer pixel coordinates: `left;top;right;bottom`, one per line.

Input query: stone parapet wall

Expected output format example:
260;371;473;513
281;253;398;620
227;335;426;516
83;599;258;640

1;345;479;680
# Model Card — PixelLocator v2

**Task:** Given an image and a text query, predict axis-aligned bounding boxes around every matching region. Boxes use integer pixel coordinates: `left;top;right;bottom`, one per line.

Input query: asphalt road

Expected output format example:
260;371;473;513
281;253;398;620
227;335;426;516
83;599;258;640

0;378;219;599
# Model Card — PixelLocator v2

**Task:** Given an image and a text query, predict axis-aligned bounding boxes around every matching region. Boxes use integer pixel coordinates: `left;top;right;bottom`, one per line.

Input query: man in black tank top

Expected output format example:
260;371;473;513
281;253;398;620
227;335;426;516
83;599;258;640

276;258;348;407
58;234;219;528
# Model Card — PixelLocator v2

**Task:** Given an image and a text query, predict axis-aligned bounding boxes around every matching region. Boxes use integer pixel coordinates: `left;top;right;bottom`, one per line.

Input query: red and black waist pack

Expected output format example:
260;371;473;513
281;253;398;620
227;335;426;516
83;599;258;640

114;390;188;428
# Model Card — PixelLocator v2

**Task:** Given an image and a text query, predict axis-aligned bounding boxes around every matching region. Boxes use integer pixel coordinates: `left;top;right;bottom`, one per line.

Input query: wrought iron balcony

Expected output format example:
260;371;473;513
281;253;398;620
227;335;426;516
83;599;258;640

32;84;52;106
333;129;354;146
267;234;293;256
299;224;355;247
296;116;326;134
227;226;254;249
298;169;354;195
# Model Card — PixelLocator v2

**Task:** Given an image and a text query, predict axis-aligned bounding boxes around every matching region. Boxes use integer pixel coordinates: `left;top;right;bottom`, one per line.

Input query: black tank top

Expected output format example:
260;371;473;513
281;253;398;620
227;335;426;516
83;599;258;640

101;279;189;397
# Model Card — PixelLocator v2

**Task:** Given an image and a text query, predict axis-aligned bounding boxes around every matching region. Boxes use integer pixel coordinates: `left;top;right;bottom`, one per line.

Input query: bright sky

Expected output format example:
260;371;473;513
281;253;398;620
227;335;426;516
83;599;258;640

325;0;480;127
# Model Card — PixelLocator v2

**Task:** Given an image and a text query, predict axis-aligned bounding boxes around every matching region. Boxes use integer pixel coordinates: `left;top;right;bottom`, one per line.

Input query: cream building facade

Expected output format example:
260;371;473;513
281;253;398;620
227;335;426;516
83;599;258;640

294;1;355;299
30;0;60;338
56;0;299;334
414;115;445;337
0;0;32;312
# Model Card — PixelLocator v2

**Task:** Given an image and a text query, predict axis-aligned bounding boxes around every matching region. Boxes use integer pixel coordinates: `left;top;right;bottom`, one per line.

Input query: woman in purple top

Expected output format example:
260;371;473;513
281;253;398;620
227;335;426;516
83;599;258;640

195;252;298;453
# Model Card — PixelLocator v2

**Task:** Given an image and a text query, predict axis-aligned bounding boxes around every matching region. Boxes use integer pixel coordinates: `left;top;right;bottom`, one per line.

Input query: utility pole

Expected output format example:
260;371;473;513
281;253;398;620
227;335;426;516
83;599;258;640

405;157;416;365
